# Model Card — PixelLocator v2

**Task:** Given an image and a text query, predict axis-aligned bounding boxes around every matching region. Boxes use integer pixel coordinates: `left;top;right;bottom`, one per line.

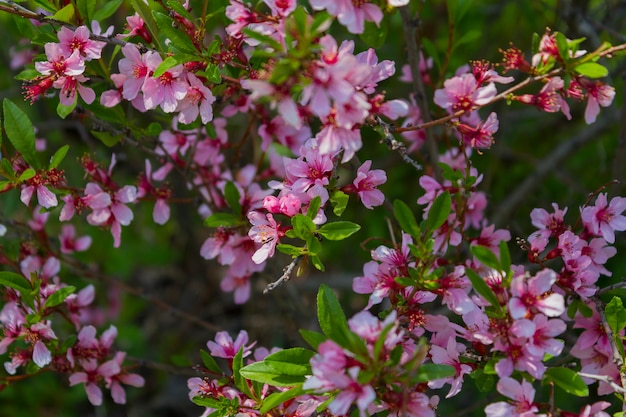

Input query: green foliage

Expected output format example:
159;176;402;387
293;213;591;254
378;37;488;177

2;99;39;169
543;367;589;397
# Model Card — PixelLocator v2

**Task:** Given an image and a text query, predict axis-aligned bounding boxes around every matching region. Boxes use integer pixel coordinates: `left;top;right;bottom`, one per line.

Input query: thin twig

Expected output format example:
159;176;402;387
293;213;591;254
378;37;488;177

263;256;302;294
578;372;626;394
399;6;441;181
371;116;422;171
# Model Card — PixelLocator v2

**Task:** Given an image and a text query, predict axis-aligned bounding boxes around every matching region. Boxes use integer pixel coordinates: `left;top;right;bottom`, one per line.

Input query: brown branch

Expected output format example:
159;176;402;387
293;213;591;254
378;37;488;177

263;255;302;294
399;6;441;181
370;116;422;171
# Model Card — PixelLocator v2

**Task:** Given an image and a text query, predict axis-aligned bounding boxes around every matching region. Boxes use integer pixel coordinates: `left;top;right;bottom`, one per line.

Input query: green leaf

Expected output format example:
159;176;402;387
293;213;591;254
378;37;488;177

260;386;304;414
317;222;360;241
306;196;321;219
605;296;626;335
299;329;326;350
3;99;39;168
471;245;500;271
317;284;350;343
239;348;314;387
360;17;387;49
202;64;222;84
310;254;325;271
153;11;198;54
192;395;223;409
224;182;242;215
242;28;283;51
166;0;195;21
57;95;78;119
555;32;569;61
330;190;349;216
204;212;243;227
51;3;75;23
499;241;511;273
411;364;456;383
18;168;36;181
0;271;31;292
394;200;420;238
574;62;609;78
292;214;315;239
76;0;96;21
425;191;451;232
200;350;223;374
131;0;161;47
93;0;123;21
233;346;255;399
91;130;123;147
49;145;69;169
43;286;76;309
153;56;181;78
306;235;322;255
277;244;305;257
452;29;481;51
466;269;501;311
544;367;589;397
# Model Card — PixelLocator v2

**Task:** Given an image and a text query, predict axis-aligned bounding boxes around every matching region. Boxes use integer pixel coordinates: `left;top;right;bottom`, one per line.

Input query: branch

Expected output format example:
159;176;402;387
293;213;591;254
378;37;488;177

263;256;301;294
492;109;619;227
370;116;422;171
0;0;127;47
578;372;626;395
399;6;441;180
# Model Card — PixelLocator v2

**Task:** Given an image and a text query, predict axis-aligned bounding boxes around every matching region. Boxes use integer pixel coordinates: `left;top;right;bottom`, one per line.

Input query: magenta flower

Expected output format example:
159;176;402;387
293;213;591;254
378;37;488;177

484;377;545;417
579;79;615;124
177;73;216;124
247;211;281;264
351;160;386;209
207;330;254;359
57;26;105;61
118;44;160;101
434;73;497;113
581;193;626;244
142;63;188;113
508;269;564;319
455;112;499;150
35;43;84;77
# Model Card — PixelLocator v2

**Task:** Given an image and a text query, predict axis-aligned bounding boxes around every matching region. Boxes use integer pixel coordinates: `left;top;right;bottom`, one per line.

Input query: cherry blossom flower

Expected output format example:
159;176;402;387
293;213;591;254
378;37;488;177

485;377;545;417
350;160;386;209
579;79;615;124
508;269;564;319
57;26;106;61
428;337;472;398
177;73;216;124
59;224;92;254
207;330;255;359
69;358;121;406
247;211;282;264
581;193;626;244
434;73;497;114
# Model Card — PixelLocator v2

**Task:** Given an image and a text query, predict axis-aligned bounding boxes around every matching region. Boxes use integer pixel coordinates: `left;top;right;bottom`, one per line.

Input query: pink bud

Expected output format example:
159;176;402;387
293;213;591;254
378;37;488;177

279;194;301;217
262;196;281;213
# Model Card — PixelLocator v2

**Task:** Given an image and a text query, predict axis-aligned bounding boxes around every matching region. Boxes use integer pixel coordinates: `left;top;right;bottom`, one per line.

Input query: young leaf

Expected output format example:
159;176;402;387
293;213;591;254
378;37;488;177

91;130;123;147
544;367;589;397
317;284;350;347
317;222;360;241
264;348;315;365
555;32;569;61
425;191;451;232
57;96;78;119
291;214;315;239
3;99;39;169
574;62;609;78
310;254;325;271
18;168;36;181
466;269;501;311
360;17;388;49
233;346;255;399
394;200;420;238
239;350;313;387
51;3;75;23
299;329;326;350
224;182;242;215
153;56;181;78
0;271;31;292
49;145;69;169
411;364;456;383
192;395;222;408
204;213;243;227
605;296;626;335
260;386;304;414
43;286;76;309
200;350;223;374
76;0;96;21
277;244;305;257
93;0;123;21
499;241;511;273
471;245;500;271
330;190;349;216
306;235;322;255
152;11;198;54
306;196;321;219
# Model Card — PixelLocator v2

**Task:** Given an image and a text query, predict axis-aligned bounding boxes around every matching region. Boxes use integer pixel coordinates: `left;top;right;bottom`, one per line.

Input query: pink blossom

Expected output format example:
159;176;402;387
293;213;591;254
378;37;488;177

456;112;499;150
220;274;251;304
120;13;152;43
20;183;58;208
581;193;626;244
579;79;615;124
69;358;121;406
107;352;145;404
177;73;216;124
118;44;160;101
247;211;281;264
351;160;386;209
485;377;545;417
59;224;92;254
309;0;382;34
142;63;188;113
57;26;105;61
508;269;564;319
434;73;497;113
35;44;84;77
207;330;255;359
264;0;297;16
428;337;472;398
